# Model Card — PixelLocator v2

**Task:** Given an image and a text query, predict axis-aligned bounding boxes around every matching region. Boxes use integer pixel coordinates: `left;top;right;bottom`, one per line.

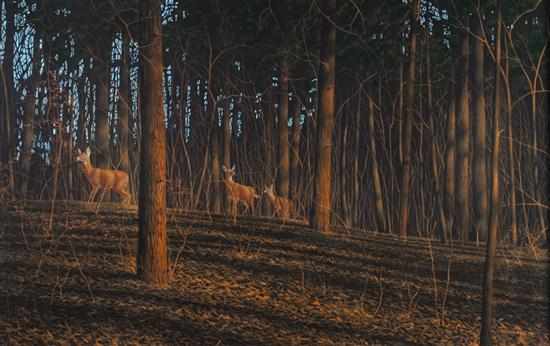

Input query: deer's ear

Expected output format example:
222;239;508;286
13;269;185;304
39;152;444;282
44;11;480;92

222;165;226;171
231;164;235;171
77;148;81;155
86;147;91;156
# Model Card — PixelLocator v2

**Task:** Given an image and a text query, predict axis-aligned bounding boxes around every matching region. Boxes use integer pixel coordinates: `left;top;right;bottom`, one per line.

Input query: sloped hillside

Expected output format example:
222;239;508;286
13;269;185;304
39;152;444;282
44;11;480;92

0;201;548;345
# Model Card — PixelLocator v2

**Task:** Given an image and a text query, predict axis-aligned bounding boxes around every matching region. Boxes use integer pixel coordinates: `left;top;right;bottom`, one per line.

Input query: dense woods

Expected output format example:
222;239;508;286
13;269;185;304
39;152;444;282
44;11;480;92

0;0;546;243
0;0;548;344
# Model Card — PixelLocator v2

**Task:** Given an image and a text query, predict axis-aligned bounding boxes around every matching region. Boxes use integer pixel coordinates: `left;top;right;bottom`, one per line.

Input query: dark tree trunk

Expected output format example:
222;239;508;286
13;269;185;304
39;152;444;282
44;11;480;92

93;35;113;169
398;0;419;239
137;0;169;288
290;97;301;201
1;0;16;192
119;32;131;180
21;36;41;197
472;10;488;242
368;95;386;233
311;0;336;232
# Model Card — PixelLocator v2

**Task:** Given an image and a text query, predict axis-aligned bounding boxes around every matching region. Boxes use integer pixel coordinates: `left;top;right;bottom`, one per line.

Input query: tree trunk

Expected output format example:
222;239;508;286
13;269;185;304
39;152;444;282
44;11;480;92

503;36;517;245
94;36;113;169
118;32;131;194
398;0;419;239
480;1;502;343
290;97;301;201
368;95;386;232
93;34;113;201
137;0;169;288
311;0;336;232
444;70;456;242
472;10;488;243
277;57;290;216
223;95;232;212
1;0;16;193
455;16;471;242
21;35;41;197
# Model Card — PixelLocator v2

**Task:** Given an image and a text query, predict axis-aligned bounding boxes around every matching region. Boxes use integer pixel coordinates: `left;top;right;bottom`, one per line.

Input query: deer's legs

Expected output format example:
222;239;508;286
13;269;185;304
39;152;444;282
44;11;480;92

88;187;100;202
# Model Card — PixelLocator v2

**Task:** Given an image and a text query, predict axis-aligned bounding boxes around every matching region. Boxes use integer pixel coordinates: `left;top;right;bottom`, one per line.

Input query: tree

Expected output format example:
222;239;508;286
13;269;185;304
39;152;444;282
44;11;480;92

137;0;169;287
118;32;131;185
481;2;502;343
455;15;471;242
398;0;419;239
92;31;114;201
472;4;488;242
0;0;16;193
21;36;41;197
311;0;336;232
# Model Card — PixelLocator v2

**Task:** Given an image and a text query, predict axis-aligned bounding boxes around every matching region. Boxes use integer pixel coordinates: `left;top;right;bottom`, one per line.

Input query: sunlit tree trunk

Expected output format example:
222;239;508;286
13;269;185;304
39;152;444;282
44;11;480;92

398;0;419;239
277;58;290;217
503;37;517;245
472;10;488;243
455;17;471;242
481;1;502;343
223;94;232;212
444;69;456;242
311;0;336;232
137;0;169;288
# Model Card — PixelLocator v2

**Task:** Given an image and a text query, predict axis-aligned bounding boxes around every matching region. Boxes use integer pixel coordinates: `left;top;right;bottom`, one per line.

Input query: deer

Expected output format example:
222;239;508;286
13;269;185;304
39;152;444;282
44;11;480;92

75;147;131;204
222;165;260;223
263;184;293;221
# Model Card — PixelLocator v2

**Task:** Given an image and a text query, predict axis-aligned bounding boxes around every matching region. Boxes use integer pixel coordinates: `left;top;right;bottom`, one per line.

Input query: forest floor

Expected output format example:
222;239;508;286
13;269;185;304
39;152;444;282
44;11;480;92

0;200;548;346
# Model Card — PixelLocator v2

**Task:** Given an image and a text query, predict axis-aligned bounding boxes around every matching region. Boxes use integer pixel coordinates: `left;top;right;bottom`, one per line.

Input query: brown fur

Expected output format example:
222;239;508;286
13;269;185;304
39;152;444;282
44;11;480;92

76;148;130;204
222;165;259;222
263;184;292;220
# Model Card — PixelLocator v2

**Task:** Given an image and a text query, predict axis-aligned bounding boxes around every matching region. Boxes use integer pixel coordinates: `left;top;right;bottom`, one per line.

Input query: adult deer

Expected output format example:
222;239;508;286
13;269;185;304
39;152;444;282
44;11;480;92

263;184;293;220
222;165;260;222
76;147;131;204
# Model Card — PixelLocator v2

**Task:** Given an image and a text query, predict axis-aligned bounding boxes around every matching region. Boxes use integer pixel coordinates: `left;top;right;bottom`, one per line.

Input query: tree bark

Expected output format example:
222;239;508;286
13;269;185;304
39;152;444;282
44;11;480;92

277;58;290;216
368;95;386;233
290;97;301;201
1;0;16;193
398;0;419;239
21;35;41;197
480;1;502;343
311;0;336;232
118;32;131;185
472;9;488;243
93;35;113;170
455;16;471;242
137;0;169;288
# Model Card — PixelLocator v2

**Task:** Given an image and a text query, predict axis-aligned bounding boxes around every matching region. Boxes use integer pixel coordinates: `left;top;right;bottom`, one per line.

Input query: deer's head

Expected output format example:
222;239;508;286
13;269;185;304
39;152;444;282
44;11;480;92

222;165;236;181
76;147;91;165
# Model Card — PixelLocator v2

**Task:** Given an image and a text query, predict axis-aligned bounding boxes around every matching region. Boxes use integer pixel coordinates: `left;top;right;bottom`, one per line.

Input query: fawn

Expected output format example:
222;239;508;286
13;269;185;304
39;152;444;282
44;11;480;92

75;147;131;204
263;184;293;220
222;165;260;222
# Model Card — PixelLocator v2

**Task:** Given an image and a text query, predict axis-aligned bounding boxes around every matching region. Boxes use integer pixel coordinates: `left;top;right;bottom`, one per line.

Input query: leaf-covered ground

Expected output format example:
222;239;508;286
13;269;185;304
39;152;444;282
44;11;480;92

0;201;548;345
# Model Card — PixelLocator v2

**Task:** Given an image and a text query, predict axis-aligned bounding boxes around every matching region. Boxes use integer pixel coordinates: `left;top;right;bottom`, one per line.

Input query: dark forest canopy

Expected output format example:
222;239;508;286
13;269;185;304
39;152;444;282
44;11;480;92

0;0;547;244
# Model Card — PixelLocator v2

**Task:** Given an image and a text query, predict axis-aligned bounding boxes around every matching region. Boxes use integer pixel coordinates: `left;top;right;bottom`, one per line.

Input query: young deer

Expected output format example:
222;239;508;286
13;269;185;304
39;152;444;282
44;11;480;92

222;165;260;222
263;184;293;220
76;147;131;204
